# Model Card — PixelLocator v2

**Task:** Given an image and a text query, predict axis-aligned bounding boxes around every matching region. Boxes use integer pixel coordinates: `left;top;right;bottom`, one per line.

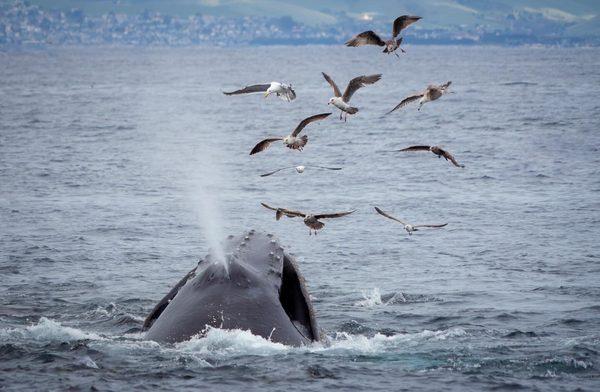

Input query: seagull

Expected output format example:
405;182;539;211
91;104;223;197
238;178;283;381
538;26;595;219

374;207;447;236
345;15;422;57
223;82;296;102
249;113;331;155
260;165;342;177
261;203;355;235
398;145;464;168
387;82;452;113
322;72;382;121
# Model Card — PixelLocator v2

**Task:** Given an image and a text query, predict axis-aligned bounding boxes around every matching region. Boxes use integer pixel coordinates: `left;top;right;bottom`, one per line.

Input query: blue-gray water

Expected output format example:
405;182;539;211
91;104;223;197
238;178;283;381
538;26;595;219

1;46;599;391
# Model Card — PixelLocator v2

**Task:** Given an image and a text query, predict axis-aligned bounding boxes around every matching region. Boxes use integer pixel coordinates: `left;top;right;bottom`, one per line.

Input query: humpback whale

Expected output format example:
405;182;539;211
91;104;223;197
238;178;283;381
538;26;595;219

143;230;321;346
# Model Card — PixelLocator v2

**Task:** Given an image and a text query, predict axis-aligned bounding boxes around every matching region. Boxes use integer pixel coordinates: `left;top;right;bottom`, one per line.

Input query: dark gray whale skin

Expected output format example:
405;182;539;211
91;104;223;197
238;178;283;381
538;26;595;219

143;230;321;346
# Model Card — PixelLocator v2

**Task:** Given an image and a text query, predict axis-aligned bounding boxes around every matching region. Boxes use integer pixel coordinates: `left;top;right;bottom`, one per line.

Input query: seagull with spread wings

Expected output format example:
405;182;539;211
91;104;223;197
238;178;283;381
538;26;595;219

398;145;464;168
250;113;331;155
322;72;381;121
260;165;342;177
387;82;452;113
262;203;355;235
346;15;422;57
374;207;447;236
223;82;296;102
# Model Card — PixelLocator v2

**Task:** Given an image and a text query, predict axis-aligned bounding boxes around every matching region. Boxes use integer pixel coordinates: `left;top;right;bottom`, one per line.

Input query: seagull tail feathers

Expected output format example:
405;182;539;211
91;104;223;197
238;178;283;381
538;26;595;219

299;135;308;148
347;107;359;114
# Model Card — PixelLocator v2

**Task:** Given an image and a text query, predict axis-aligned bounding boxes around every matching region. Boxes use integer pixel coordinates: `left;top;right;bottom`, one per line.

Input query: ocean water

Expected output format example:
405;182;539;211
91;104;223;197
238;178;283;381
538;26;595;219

1;45;599;391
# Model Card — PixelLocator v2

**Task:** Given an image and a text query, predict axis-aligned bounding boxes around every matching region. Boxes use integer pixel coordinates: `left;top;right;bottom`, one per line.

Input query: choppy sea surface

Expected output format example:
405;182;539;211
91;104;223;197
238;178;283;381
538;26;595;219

1;45;599;391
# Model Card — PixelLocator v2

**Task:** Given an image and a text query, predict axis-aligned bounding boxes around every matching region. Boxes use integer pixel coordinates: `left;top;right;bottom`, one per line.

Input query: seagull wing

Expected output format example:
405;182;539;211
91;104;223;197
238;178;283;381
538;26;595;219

440;81;452;90
414;223;448;229
260;167;294;177
322;72;342;97
250;138;283;155
392;15;422;38
280;209;306;218
440;149;464;168
285;86;297;100
223;84;271;95
314;210;356;219
261;202;278;211
291;113;331;137
261;203;306;220
374;207;407;225
342;74;382;102
345;31;385;47
398;145;431;152
386;93;424;114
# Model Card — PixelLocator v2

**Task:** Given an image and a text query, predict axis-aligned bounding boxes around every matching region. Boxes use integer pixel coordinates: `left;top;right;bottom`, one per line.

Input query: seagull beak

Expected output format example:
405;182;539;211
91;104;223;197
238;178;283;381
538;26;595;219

264;92;270;98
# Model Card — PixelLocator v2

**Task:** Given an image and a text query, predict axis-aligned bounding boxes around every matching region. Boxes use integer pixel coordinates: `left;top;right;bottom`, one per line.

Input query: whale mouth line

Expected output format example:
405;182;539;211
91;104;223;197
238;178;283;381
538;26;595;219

279;255;317;341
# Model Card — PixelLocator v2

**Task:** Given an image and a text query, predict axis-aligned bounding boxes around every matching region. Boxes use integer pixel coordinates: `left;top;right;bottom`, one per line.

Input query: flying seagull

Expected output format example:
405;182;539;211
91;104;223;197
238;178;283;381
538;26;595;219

322;72;382;121
260;165;342;177
223;82;296;102
398;145;464;168
387;82;452;113
250;113;331;155
374;207;447;236
262;203;355;235
346;15;422;57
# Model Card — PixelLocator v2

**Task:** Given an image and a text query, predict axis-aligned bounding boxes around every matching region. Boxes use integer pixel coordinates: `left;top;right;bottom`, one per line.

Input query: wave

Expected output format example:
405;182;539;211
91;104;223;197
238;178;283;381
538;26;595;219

501;81;538;86
1;318;467;361
177;325;468;358
0;317;104;343
354;288;439;307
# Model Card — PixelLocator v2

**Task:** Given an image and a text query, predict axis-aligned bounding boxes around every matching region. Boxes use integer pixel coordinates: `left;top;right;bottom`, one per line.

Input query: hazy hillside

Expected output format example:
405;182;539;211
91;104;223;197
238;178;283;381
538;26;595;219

2;0;599;46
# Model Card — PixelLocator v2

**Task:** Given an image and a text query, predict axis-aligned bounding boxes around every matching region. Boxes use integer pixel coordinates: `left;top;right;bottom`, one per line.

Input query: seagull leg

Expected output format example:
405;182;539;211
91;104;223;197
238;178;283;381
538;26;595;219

395;52;400;59
339;110;342;120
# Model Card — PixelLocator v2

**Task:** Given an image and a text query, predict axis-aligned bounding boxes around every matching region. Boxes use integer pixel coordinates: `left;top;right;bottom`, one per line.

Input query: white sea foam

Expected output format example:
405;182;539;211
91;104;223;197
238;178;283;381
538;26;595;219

26;317;105;341
84;302;117;318
320;328;468;354
0;317;105;343
170;326;468;357
355;288;384;307
76;355;100;369
176;326;291;356
0;318;466;364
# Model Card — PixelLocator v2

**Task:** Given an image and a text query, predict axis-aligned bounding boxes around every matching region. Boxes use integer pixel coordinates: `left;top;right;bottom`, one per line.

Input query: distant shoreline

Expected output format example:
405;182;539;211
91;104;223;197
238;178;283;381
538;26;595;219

1;42;599;52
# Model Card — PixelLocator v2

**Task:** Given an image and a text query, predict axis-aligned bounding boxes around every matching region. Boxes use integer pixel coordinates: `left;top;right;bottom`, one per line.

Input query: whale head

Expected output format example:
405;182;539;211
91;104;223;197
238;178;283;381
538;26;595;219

143;231;321;346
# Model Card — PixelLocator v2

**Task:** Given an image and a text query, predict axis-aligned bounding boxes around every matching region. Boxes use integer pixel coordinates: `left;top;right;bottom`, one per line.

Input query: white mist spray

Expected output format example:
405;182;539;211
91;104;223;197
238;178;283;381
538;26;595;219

186;145;229;275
